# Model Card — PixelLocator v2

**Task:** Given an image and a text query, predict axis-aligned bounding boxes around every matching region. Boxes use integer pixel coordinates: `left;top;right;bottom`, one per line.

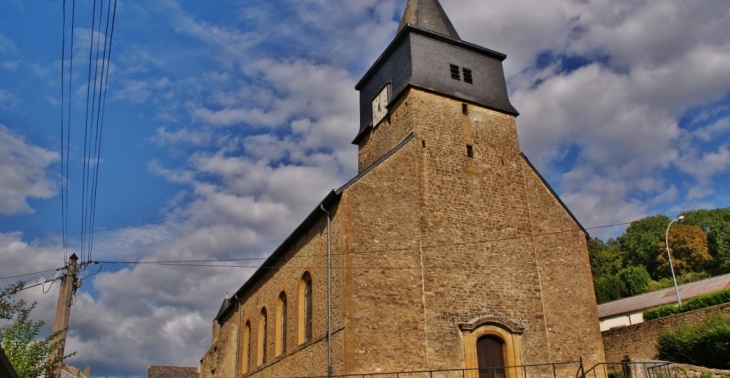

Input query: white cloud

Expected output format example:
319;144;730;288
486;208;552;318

4;1;730;377
0;125;59;215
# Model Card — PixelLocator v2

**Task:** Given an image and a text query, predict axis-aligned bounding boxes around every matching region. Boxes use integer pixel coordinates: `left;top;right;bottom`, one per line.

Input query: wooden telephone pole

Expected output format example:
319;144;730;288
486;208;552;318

50;253;79;378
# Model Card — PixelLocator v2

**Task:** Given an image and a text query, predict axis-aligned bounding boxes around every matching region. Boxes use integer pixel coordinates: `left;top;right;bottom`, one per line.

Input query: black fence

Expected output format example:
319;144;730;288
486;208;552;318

293;361;583;378
580;361;684;378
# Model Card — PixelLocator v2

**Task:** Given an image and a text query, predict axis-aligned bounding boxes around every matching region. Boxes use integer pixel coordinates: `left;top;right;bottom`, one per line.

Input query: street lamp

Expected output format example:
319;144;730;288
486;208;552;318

666;215;684;307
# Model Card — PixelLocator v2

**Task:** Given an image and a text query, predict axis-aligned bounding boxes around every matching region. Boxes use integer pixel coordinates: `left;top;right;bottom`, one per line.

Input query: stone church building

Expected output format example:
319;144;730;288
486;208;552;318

199;0;605;377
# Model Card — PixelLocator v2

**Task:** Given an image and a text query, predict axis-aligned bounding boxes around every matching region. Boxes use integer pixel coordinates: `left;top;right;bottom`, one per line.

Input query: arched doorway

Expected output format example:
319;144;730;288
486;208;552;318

477;335;506;378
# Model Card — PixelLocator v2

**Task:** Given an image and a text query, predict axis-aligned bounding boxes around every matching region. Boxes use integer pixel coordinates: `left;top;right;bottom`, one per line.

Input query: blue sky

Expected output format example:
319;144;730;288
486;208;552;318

1;0;730;377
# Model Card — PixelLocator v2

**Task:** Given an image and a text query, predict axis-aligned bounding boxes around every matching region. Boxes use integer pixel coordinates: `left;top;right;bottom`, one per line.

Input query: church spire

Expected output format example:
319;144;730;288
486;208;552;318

398;0;461;40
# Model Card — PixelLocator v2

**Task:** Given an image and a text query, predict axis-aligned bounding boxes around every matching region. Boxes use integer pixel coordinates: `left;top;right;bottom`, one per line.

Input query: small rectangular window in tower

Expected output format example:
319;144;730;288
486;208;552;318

462;103;469;115
467;145;474;158
450;64;461;80
463;68;473;84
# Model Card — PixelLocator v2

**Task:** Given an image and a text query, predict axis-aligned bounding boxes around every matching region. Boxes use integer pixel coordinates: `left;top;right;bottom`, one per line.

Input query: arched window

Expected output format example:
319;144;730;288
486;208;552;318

276;292;287;356
257;308;267;366
241;321;251;373
298;272;313;344
477;335;506;378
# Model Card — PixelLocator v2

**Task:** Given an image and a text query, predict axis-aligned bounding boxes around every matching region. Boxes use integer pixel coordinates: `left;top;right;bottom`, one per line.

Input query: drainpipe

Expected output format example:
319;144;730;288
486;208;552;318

320;204;332;378
235;295;241;378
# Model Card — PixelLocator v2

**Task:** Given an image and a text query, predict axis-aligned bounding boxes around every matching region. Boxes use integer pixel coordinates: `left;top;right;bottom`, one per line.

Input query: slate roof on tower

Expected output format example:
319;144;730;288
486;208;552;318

399;0;461;39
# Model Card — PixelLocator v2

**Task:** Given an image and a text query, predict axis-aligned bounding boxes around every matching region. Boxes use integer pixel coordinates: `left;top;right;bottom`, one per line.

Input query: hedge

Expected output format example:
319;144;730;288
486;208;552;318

644;287;730;320
657;315;730;369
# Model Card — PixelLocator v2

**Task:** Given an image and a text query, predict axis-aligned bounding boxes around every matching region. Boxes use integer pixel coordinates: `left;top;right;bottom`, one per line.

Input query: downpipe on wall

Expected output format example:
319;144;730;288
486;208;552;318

320;204;332;378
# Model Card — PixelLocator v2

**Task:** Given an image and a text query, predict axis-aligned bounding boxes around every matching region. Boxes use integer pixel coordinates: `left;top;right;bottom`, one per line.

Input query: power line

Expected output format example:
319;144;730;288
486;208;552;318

14;278;62;294
0;269;62;281
88;0;118;265
61;0;117;270
60;0;68;263
95;221;636;269
63;0;76;263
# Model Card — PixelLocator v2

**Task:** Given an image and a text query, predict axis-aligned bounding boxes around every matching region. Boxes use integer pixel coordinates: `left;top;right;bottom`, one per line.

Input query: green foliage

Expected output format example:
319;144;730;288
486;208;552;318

658;315;730;369
608;372;625;378
682;208;730;274
618;214;671;278
590;208;730;304
589;238;627;303
644;304;681;320
618;265;652;296
1;282;26;320
682;287;730;311
594;275;625;304
0;282;74;378
646;272;711;292
644;287;730;320
656;224;712;276
589;238;624;277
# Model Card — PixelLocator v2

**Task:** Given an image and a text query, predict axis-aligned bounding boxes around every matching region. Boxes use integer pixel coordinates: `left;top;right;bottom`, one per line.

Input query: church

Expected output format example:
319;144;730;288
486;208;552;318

199;0;606;377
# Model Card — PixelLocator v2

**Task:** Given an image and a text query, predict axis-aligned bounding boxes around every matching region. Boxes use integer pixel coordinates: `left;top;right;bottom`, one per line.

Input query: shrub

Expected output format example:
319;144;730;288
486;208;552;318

683;288;730;312
643;287;730;320
644;305;681;320
658;315;730;369
608;372;624;378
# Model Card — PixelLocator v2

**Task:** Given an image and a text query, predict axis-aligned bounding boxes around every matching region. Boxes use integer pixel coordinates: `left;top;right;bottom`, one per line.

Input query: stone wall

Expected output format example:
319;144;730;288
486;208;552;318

342;88;605;373
602;303;730;362
199;87;605;378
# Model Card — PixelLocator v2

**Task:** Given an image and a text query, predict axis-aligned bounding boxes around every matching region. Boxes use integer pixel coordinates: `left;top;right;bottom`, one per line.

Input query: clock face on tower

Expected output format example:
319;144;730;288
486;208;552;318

371;85;390;127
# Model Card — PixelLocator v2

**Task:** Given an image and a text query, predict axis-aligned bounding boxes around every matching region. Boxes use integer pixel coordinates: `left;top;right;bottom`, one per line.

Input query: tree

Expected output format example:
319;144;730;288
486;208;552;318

1;282;25;320
656;224;712;277
588;238;626;303
0;283;74;378
682;208;730;274
618;214;671;279
617;265;652;296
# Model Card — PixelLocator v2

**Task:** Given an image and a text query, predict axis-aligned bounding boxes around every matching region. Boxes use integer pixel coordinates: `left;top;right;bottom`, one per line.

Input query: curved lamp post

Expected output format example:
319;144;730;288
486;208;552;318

666;215;685;307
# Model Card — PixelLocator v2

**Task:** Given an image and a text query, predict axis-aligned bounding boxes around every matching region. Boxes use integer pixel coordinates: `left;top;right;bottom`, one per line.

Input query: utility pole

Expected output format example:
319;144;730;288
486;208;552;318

50;253;79;378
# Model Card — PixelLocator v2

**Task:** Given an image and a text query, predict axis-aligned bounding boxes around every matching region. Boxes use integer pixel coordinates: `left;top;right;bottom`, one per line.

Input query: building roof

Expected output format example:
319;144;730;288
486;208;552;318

398;0;460;39
597;273;730;318
0;345;19;378
147;365;198;378
213;296;232;321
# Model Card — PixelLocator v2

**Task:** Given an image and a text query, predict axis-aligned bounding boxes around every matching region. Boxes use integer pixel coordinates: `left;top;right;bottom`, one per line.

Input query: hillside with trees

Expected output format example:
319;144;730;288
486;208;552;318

589;208;730;304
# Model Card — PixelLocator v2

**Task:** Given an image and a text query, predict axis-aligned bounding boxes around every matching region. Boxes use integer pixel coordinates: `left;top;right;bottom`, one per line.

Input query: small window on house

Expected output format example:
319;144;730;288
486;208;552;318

276;292;287;356
463;68;473;84
298;272;313;344
450;64;461;80
258;308;267;366
462;103;469;115
242;321;251;373
467;145;474;158
422;140;426;148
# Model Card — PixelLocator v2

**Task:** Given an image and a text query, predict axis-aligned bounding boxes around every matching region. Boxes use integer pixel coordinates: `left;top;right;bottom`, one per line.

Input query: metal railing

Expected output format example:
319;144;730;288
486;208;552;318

293;361;582;378
579;361;684;378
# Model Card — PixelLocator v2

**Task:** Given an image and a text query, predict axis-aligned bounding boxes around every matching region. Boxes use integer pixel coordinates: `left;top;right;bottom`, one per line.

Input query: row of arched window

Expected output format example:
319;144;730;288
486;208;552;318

240;272;313;373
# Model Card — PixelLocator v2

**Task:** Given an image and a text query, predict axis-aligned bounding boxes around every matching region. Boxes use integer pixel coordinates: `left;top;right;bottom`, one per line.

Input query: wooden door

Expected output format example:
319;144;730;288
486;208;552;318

477;336;506;378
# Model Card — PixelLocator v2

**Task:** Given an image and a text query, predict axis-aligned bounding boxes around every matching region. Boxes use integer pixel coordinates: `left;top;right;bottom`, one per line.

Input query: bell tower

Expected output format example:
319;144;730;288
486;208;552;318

344;0;606;373
354;0;518;171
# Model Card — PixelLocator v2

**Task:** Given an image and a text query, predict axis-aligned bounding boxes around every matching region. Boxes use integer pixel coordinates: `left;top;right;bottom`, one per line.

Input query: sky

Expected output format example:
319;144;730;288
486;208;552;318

1;0;729;376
